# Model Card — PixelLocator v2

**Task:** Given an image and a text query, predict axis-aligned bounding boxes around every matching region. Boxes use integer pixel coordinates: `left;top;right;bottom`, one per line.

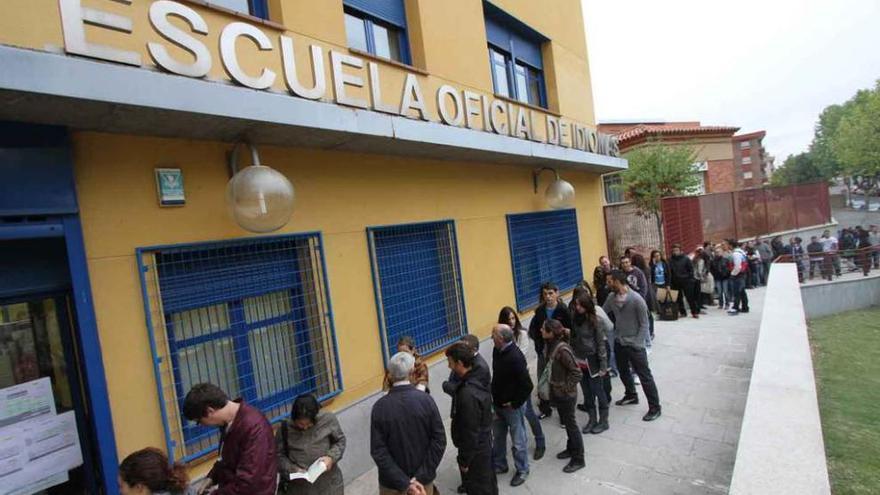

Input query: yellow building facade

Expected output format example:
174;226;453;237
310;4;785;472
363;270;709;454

0;1;624;492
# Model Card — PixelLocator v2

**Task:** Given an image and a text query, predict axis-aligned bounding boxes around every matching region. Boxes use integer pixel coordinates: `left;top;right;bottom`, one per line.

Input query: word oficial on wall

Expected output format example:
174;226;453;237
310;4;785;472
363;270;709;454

58;0;619;157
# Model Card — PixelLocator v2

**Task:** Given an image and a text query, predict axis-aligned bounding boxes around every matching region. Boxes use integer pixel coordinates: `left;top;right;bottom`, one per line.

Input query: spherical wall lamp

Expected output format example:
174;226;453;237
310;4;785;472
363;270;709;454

533;167;575;209
226;141;295;233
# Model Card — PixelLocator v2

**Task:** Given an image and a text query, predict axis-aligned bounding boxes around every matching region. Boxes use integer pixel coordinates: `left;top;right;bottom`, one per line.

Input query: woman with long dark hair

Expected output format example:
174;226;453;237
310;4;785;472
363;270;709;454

276;394;346;495
498;306;546;460
118;448;194;495
540;319;584;473
570;292;612;434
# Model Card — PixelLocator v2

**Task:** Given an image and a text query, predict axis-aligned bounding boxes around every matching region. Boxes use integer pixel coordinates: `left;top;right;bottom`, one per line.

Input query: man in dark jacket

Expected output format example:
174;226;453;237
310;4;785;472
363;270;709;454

183;383;277;495
527;282;572;418
490;324;533;487
668;244;700;319
807;236;828;280
372;352;447;495
447;342;498;495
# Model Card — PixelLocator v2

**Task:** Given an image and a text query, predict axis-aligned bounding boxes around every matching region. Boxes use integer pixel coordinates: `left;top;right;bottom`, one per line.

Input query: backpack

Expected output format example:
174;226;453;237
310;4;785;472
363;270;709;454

537;343;572;401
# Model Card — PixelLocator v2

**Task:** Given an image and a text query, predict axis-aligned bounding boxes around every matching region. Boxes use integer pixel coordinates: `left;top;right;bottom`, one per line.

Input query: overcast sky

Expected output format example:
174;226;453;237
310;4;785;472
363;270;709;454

582;0;880;162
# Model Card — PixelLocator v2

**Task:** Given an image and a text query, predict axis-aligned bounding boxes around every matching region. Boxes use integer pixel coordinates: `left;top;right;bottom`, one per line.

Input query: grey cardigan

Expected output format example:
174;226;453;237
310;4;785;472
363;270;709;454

602;290;650;349
276;411;346;495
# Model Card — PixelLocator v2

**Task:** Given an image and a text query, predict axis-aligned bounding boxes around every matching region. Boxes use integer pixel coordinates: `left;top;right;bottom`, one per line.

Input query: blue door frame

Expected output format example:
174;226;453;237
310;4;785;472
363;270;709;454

1;121;119;494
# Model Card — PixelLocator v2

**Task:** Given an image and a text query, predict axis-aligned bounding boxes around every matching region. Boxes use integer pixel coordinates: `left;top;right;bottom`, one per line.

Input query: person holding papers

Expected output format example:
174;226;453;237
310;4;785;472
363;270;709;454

276;394;346;495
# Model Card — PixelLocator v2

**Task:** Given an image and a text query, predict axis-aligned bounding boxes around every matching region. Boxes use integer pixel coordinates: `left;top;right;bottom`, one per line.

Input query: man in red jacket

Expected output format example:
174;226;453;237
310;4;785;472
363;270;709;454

183;383;278;495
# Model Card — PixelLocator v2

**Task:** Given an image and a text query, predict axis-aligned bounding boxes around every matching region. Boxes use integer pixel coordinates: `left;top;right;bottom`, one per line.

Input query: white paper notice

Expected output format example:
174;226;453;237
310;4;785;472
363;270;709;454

0;377;55;428
0;411;82;495
0;377;82;495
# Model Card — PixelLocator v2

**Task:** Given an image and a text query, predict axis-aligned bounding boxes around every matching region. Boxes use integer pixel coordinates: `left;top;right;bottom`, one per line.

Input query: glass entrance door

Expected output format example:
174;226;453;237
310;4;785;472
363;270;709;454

0;295;96;494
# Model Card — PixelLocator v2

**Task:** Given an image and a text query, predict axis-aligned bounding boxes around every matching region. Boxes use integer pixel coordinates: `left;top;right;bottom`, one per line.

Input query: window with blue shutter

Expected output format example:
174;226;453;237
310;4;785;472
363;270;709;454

484;1;549;108
507;209;583;311
343;0;411;64
206;0;269;19
137;233;342;462
367;221;467;361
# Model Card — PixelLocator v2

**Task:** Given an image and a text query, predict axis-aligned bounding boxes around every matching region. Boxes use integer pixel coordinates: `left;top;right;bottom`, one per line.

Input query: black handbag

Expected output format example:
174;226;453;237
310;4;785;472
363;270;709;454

657;289;679;321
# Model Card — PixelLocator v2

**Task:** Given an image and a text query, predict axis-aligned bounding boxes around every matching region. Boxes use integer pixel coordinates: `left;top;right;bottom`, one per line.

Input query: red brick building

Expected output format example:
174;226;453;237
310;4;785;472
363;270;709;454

597;121;740;199
732;131;775;189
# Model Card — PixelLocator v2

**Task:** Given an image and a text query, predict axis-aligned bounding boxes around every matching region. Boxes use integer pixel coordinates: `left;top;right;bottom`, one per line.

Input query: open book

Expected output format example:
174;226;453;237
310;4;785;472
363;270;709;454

289;459;328;484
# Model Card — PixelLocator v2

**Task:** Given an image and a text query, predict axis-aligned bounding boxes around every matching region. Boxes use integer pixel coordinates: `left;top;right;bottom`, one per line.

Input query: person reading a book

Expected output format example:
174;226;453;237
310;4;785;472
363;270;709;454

570;292;613;434
276;394;346;495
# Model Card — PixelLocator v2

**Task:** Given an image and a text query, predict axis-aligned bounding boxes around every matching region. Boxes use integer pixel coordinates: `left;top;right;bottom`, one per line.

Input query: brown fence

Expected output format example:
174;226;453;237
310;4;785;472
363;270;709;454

662;182;832;253
603;202;661;261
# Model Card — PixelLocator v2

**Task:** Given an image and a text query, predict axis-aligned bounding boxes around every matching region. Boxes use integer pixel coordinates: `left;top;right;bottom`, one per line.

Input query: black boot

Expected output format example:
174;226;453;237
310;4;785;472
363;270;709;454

563;457;585;473
591;408;609;434
581;409;597;434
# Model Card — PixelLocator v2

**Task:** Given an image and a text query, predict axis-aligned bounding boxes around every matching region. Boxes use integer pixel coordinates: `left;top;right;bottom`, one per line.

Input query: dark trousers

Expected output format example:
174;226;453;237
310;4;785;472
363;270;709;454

674;280;699;316
615;343;660;409
463;447;498;495
552;396;584;461
579;355;609;416
731;275;748;311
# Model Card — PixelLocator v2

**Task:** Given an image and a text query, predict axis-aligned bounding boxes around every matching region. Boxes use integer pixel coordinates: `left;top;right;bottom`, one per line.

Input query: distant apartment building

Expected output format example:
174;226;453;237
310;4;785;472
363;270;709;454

732;131;775;189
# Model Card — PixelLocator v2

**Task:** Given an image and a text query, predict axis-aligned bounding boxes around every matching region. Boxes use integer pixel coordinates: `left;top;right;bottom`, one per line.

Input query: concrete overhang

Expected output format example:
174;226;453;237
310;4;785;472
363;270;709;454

0;45;627;174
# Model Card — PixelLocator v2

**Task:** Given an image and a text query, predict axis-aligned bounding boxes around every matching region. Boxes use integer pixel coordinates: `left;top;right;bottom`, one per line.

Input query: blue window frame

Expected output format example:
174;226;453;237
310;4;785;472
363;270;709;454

484;2;548;108
343;0;411;64
206;0;269;19
367;220;467;362
137;233;342;462
507;209;583;311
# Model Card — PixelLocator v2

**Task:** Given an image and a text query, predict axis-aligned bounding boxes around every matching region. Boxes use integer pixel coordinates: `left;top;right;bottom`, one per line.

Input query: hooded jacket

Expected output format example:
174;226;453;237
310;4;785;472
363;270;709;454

449;369;494;468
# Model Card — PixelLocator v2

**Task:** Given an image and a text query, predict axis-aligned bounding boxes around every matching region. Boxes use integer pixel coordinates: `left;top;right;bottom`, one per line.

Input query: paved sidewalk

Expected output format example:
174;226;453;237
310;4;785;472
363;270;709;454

348;288;764;494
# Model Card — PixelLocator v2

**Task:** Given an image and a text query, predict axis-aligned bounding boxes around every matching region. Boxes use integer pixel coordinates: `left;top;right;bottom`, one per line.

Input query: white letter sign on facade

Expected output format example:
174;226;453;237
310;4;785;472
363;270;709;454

59;0;141;66
437;85;463;126
280;37;326;100
54;0;620;157
148;1;211;78
220;22;277;90
330;51;368;109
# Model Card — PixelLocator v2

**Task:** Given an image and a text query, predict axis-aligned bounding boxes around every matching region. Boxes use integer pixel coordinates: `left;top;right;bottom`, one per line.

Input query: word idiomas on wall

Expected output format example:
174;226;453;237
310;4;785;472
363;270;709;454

58;0;619;157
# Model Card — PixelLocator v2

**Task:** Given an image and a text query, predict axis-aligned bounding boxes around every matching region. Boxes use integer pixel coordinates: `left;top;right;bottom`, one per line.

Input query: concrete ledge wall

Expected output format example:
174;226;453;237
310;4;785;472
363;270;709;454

801;273;880;319
729;264;831;495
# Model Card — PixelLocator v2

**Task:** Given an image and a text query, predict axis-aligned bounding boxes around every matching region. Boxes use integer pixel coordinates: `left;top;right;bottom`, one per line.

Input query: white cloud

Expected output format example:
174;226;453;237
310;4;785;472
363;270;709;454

582;0;880;161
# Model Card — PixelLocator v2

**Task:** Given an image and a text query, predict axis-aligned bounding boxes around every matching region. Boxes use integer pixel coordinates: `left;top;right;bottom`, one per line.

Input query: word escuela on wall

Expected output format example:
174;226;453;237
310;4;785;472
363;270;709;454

58;0;619;156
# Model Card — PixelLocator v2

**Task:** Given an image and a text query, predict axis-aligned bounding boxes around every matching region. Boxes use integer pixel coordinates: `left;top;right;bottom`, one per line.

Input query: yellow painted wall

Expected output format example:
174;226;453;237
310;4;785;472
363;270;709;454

2;0;607;474
73;131;607;466
1;0;597;131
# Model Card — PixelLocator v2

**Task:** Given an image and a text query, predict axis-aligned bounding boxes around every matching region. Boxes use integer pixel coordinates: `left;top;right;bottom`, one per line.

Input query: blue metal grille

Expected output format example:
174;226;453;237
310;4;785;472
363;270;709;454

137;233;342;462
507;209;583;311
367;221;467;361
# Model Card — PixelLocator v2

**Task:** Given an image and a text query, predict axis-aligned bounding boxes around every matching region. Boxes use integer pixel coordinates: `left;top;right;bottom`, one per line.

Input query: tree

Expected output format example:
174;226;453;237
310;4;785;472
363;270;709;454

620;141;700;247
831;81;880;209
770;152;826;187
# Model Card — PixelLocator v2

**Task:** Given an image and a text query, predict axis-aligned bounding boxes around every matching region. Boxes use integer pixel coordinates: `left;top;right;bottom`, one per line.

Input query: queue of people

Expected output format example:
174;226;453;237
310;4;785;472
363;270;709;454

116;271;667;495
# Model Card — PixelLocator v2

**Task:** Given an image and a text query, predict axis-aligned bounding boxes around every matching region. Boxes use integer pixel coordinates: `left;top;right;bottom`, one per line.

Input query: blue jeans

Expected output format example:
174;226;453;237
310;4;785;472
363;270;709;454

730;275;747;311
715;278;730;307
605;327;618;373
522;396;545;449
492;404;529;475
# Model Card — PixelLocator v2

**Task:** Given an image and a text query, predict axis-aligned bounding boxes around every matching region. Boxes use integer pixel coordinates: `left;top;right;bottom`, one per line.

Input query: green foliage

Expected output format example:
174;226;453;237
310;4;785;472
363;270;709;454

832;81;880;183
774;79;880;188
620;141;700;217
770;152;826;186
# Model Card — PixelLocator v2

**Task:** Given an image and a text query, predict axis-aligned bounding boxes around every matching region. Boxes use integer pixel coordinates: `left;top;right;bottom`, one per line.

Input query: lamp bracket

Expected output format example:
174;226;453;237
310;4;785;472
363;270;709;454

532;167;560;194
227;140;262;178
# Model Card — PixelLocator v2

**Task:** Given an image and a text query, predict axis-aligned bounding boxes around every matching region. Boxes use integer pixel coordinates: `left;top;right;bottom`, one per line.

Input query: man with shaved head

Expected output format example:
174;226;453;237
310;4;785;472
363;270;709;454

490;323;533;487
